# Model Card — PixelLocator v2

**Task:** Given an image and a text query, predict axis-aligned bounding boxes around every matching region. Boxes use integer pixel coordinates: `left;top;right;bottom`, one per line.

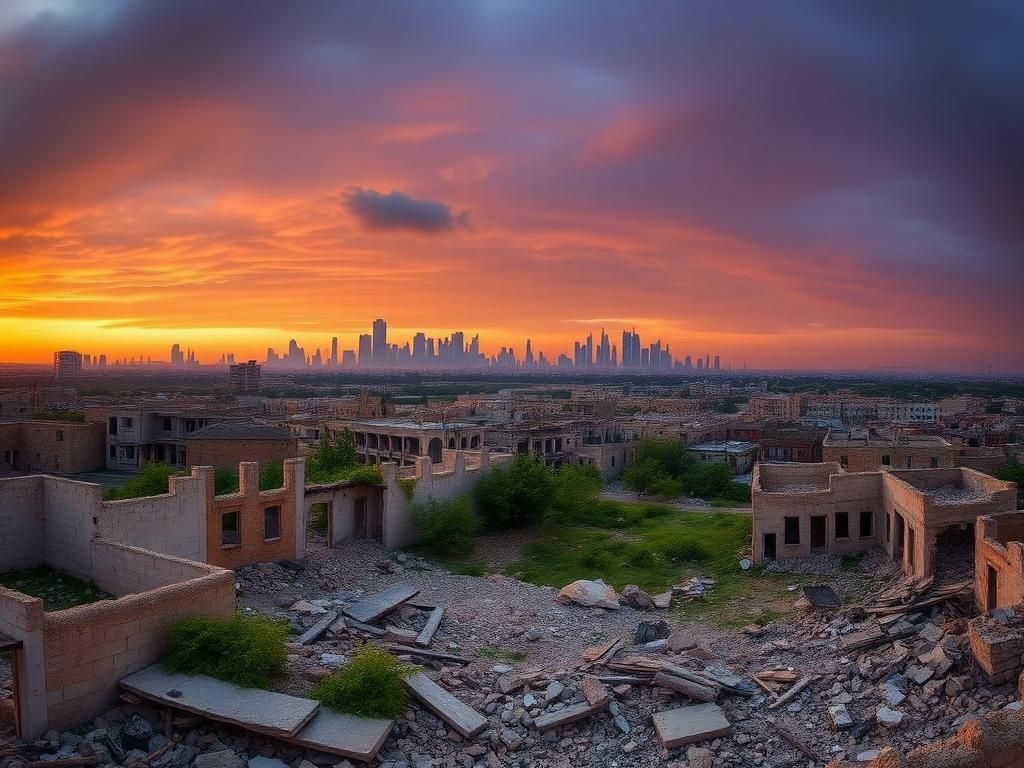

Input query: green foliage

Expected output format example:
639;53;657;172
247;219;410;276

104;462;183;500
551;464;604;521
164;614;289;688
622;438;746;503
0;566;109;611
718;481;752;503
342;465;385;485
399;477;417;501
474;455;554;529
312;644;413;718
684;463;733;498
308;502;329;533
478;645;526;662
306;429;358;484
448;562;486;576
260;462;284;490
993;463;1024;507
662;539;711;563
214;467;240;495
412;495;480;558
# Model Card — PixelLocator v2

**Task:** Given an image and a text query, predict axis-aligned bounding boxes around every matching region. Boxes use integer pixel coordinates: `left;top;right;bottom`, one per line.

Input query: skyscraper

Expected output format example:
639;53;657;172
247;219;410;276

358;333;372;366
331;337;338;366
372;318;387;364
714;355;720;371
53;350;83;378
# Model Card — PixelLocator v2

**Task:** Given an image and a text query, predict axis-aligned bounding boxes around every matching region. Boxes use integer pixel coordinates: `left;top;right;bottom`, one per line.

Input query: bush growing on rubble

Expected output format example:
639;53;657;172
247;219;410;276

474;455;554;529
164;614;289;688
313;644;413;718
412;494;479;557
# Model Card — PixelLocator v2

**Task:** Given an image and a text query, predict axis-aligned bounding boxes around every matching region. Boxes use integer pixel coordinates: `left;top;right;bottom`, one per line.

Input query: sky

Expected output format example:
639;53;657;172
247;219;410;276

1;0;1023;372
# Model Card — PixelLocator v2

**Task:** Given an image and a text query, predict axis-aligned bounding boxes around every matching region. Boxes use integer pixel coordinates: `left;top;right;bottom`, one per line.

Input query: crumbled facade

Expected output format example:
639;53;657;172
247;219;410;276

687;440;758;475
340;419;484;467
975;513;1024;612
752;463;1017;579
823;429;957;473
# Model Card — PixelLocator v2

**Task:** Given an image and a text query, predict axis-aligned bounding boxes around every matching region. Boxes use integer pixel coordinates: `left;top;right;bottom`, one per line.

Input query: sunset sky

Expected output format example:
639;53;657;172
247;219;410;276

1;1;1022;371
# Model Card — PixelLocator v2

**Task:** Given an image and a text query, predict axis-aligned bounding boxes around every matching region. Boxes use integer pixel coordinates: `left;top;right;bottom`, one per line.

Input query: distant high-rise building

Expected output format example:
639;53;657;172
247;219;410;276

640;348;650;367
714;355;720;371
372;318;387;364
331;337;338;366
171;344;185;368
342;350;356;367
53;350;83;378
697;358;704;371
97;354;107;367
413;332;427;363
525;339;534;366
684;355;692;370
358;333;372;366
705;354;710;371
229;360;261;394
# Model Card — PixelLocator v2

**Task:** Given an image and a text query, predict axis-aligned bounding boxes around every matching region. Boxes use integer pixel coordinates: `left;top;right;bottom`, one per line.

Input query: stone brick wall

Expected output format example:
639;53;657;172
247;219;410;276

0;421;106;474
823;443;956;473
206;459;304;569
968;612;1024;684
40;557;234;732
41;477;103;581
829;709;1024;768
98;469;209;562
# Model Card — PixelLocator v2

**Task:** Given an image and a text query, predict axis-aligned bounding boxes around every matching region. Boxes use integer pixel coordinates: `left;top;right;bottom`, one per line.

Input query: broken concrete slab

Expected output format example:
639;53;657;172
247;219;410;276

652;703;731;749
415;606;444;648
829;703;853;730
296;611;339;646
288;707;393;763
405;672;487;738
802;585;841;609
344;583;420;624
120;665;319;739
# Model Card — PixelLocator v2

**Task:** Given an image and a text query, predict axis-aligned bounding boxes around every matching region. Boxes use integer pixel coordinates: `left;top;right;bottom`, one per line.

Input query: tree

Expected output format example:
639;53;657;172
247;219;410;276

993;463;1024;507
474;455;554;529
306;429;358;483
622;457;669;495
622;438;692;495
552;464;604;521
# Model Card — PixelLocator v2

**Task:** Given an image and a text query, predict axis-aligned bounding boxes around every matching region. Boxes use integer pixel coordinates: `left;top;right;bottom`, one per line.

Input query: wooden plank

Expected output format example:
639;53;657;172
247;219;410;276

344;584;420;624
344;617;386;637
288;708;392;763
405;672;487;738
382;644;471;664
581;637;623;663
763;718;818;762
652;671;718;702
120;666;319;739
768;676;815;710
653;704;731;749
415;607;445;648
296;611;338;646
533;702;600;732
578;676;609;708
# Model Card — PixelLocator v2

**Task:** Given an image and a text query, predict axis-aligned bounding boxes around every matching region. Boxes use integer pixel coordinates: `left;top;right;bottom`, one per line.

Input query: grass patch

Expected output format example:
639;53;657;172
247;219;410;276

313;644;413;718
164;614;289;688
478;644;526;662
504;500;803;628
0;566;109;611
447;562;487;577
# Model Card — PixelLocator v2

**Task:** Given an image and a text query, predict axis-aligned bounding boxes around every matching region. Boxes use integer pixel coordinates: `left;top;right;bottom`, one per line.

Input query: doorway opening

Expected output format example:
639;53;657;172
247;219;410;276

763;533;777;561
810;516;827;551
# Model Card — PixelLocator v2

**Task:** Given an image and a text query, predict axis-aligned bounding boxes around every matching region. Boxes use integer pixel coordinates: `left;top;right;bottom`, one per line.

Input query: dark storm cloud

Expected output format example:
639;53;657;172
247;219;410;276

343;188;468;233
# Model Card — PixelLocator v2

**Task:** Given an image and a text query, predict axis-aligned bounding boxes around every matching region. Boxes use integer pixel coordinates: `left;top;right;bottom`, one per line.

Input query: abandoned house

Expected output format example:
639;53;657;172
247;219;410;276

752;462;1017;580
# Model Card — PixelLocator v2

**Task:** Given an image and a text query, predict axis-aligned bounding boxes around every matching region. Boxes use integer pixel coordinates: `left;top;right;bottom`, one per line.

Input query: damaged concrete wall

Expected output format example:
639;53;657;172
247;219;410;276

0;475;44;570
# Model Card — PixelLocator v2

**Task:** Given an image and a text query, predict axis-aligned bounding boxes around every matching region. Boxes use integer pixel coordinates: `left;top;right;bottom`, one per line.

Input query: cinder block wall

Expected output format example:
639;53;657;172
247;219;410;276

975;515;1024;612
0;475;45;569
968;615;1024;684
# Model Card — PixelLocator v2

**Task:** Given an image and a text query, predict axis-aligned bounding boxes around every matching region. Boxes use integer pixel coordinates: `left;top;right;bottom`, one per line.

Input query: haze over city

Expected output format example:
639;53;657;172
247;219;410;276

1;1;1023;372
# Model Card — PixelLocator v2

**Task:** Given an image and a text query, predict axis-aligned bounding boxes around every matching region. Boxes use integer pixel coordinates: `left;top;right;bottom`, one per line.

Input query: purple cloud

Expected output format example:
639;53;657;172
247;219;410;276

343;188;468;233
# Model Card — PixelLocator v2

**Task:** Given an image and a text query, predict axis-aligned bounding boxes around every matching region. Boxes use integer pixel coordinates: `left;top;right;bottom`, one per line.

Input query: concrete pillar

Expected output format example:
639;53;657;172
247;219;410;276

238;461;259;495
479;449;490;471
455;451;466;477
285;458;305;559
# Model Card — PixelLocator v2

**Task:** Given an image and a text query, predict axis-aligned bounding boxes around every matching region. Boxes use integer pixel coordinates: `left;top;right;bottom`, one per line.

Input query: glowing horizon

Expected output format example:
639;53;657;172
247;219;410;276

1;2;1022;373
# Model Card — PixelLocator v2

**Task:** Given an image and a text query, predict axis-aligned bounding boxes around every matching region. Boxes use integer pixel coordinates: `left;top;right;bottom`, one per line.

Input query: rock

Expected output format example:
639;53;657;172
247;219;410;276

876;706;904;729
667;630;698;652
621;584;655;610
499;729;522;751
119;713;154;752
544;681;566;702
147;734;168;752
622;741;638;754
856;750;881;762
248;758;287;768
524;628;543;642
906;665;934;685
523;693;537;708
491;664;513;674
739;559;752;570
686;746;715;768
634;620;671;644
881;683;907;707
319;652;347;667
555;579;620;610
829;704;853;730
194;751;246;768
652;592;673;609
496;673;522;694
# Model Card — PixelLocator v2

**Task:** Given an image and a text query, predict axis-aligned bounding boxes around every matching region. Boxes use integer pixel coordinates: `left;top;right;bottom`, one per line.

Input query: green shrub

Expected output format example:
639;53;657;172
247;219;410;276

650;476;685;498
306;429;359;484
626;547;656;568
552;464;604;521
260;463;284;490
104;462;183;500
412;495;479;557
164;614;289;688
663;539;711;563
474;455;554;529
399;477;417;501
312;644;413;718
214;467;240;495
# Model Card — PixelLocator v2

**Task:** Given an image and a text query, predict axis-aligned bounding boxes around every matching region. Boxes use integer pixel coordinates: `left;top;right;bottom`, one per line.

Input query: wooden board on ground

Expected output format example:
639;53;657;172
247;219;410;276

405;672;487;738
652;703;731;749
120;665;319;739
287;708;393;764
416;607;444;648
296;611;338;645
344;583;420;624
533;702;600;732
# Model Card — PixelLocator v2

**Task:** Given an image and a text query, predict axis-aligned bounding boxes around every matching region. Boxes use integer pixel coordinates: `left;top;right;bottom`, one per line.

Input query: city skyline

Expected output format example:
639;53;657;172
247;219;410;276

1;2;1022;373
